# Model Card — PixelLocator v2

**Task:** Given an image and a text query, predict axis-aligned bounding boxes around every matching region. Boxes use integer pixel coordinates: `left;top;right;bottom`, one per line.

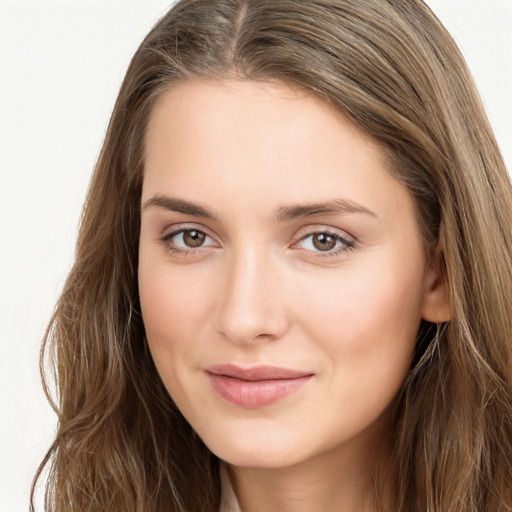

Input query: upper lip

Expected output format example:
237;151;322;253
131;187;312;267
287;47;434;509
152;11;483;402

205;364;313;381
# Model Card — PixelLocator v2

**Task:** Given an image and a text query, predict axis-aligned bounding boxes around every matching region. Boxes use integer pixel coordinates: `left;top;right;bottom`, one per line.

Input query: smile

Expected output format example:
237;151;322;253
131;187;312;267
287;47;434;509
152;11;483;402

205;365;314;409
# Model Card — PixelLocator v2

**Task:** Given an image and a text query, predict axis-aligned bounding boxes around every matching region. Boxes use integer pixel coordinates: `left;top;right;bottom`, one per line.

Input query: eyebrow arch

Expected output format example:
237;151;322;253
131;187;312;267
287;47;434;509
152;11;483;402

142;195;376;222
142;196;217;219
276;199;377;222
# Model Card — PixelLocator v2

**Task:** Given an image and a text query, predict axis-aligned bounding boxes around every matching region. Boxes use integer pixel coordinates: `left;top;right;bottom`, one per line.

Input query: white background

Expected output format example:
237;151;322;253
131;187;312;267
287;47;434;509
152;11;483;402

1;1;511;510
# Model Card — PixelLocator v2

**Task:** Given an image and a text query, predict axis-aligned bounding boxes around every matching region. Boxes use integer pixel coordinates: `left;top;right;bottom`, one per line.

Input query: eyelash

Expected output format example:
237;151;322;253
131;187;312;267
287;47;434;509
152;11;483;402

295;230;355;258
160;228;217;256
160;227;355;258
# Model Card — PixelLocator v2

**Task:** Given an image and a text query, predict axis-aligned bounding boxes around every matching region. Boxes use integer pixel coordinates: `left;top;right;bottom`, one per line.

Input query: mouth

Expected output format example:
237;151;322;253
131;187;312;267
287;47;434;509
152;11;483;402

205;364;314;409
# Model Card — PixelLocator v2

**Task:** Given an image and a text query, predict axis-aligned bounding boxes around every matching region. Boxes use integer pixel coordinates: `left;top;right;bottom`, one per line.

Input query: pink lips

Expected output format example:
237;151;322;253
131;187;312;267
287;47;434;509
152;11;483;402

205;364;313;409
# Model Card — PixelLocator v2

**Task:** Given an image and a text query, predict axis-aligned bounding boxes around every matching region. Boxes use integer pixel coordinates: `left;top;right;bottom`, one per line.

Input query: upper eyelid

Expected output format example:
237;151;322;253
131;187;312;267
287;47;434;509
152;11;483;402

299;231;349;242
162;228;217;245
293;224;356;242
161;223;217;239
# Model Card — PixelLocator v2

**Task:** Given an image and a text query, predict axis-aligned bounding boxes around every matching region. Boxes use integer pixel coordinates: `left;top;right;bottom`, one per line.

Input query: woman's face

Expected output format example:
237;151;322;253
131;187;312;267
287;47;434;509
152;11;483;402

139;80;445;468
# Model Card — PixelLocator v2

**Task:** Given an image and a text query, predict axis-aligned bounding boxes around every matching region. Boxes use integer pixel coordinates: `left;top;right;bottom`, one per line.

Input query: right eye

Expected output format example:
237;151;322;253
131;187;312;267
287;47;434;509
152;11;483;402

161;228;218;254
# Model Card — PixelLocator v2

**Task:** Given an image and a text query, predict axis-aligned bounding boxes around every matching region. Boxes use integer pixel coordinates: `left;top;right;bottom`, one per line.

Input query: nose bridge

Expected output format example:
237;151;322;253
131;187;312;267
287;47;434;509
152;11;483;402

214;243;288;344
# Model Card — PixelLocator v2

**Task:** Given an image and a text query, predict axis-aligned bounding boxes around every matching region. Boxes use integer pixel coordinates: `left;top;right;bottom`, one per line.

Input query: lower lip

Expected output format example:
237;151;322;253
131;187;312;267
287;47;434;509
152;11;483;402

207;373;313;409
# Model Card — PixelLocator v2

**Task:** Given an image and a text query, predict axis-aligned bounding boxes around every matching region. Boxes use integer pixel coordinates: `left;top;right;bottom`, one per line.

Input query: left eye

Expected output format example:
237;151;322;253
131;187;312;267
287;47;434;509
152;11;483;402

297;232;351;252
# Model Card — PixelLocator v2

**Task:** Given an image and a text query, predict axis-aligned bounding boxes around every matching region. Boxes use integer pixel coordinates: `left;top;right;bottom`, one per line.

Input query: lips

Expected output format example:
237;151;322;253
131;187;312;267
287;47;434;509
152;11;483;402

205;364;313;409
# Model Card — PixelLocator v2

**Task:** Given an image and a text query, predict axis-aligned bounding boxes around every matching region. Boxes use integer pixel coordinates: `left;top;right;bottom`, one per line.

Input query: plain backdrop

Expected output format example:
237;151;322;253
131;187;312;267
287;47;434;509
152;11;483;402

1;1;511;510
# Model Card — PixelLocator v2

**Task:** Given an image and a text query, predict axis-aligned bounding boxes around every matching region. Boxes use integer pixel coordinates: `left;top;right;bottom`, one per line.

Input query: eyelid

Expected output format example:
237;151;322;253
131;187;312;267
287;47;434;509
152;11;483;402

161;222;218;241
293;224;355;242
160;223;221;254
291;225;356;256
158;223;355;258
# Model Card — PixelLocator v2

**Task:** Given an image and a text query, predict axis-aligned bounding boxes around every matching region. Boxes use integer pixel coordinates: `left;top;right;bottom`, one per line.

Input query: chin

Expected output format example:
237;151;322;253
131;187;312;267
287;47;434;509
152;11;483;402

204;430;309;469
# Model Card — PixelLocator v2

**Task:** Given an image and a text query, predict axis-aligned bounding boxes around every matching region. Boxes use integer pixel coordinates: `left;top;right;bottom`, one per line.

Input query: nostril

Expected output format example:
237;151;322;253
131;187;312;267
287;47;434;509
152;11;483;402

214;300;289;345
212;254;291;344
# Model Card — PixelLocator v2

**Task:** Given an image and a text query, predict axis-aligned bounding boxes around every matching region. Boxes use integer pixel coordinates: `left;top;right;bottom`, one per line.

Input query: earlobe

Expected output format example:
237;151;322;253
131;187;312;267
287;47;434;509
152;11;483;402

421;232;452;323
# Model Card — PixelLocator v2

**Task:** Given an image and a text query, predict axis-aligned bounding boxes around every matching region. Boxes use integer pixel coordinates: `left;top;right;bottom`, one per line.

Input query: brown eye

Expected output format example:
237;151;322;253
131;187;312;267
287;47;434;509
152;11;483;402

312;233;337;251
161;228;217;254
296;230;353;256
183;230;206;247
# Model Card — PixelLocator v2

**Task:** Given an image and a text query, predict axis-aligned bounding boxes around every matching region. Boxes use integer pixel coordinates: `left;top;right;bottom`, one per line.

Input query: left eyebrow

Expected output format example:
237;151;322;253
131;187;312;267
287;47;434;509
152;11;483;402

276;199;377;222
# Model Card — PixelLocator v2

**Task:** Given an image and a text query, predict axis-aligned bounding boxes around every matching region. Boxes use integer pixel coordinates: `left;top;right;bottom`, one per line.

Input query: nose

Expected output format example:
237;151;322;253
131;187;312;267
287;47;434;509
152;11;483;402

213;248;290;345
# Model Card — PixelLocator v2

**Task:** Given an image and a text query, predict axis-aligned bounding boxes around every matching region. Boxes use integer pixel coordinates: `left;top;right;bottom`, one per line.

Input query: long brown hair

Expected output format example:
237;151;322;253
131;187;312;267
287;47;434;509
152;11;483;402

32;1;512;510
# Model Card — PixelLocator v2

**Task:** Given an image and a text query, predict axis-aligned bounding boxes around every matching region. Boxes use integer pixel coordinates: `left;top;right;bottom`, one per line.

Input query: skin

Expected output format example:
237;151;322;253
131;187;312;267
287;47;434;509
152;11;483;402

138;80;450;512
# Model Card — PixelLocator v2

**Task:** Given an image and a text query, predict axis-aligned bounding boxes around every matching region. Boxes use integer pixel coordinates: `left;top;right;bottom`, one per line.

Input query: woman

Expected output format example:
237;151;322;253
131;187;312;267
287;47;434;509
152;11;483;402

32;0;512;511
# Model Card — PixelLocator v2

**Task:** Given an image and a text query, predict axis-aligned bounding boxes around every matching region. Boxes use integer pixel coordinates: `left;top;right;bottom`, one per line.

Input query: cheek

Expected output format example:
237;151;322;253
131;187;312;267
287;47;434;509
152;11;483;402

296;257;425;386
292;267;424;440
138;261;213;374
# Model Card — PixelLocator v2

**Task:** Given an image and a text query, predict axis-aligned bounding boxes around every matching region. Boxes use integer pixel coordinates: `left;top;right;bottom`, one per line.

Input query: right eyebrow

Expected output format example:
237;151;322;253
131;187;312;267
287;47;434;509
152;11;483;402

142;196;217;220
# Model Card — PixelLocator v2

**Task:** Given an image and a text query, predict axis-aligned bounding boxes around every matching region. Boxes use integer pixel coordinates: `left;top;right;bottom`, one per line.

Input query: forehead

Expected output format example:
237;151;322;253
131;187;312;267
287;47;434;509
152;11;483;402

145;79;381;158
143;79;411;222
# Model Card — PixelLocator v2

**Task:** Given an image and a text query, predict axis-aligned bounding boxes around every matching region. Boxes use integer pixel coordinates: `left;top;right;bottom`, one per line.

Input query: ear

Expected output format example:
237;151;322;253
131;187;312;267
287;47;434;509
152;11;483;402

421;230;452;323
